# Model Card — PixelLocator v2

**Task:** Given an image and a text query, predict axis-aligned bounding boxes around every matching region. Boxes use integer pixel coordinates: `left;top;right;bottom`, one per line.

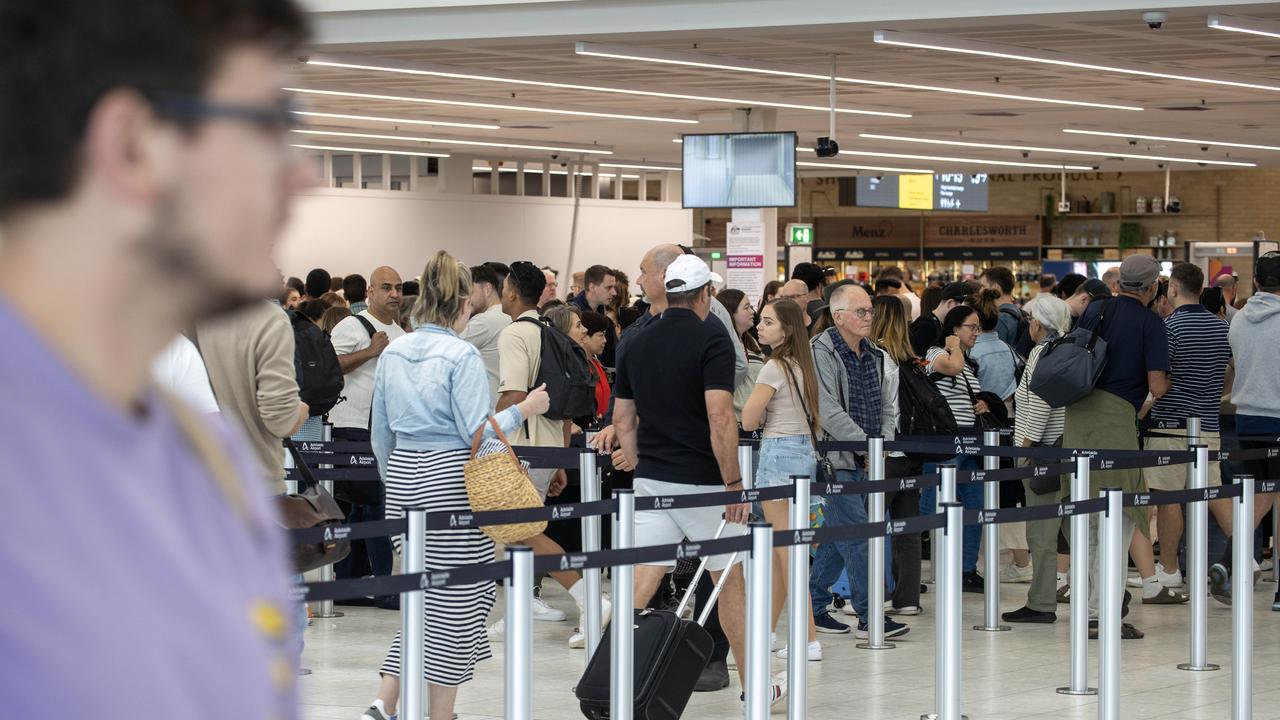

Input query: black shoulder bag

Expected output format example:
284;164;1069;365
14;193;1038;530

782;361;836;484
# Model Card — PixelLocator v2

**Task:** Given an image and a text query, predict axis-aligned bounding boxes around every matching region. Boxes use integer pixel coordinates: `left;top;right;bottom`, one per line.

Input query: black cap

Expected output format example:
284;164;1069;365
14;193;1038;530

1257;251;1280;291
941;281;976;302
1082;278;1112;301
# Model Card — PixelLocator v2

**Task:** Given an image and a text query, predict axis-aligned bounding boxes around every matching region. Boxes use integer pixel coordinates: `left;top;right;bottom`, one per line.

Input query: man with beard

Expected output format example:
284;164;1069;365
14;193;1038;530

0;0;311;717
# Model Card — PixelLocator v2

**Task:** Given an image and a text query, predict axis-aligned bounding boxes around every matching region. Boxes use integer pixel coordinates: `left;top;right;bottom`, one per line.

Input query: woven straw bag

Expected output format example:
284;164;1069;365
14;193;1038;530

463;417;547;544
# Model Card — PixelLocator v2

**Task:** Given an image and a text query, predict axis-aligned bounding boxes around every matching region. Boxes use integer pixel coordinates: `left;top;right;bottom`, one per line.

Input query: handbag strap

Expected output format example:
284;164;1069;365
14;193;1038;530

1084;298;1113;353
781;360;822;450
283;438;319;492
470;415;522;468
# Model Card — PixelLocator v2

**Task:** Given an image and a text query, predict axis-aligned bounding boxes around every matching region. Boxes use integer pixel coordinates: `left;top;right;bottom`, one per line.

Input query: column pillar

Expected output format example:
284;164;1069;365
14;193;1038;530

731;108;779;288
437;154;474;195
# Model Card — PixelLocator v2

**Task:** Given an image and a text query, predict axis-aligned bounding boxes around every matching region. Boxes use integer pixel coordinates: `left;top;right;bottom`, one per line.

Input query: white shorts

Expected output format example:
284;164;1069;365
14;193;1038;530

633;477;747;571
528;468;555;500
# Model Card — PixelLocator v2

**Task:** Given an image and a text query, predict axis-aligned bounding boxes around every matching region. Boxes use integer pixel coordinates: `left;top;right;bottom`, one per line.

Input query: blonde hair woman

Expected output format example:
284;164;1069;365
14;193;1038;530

741;298;821;659
361;251;550;720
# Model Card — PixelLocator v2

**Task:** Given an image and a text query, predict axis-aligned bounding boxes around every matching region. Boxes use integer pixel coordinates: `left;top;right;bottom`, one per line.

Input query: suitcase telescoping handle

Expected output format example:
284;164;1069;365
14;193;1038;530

672;514;756;628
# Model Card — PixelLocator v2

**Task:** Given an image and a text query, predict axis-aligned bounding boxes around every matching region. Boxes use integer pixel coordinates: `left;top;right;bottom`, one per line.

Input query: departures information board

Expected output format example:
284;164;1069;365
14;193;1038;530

854;173;988;212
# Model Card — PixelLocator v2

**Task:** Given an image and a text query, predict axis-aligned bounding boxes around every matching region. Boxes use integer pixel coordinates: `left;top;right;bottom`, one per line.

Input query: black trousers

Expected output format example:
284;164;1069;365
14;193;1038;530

332;427;394;605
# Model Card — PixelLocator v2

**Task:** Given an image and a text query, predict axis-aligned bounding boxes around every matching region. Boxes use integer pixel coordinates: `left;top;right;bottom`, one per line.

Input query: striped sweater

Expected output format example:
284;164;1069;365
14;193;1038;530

1014;341;1064;446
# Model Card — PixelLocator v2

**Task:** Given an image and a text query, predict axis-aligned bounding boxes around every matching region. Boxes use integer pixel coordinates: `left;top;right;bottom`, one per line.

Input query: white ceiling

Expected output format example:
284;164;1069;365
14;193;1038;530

290;4;1280;170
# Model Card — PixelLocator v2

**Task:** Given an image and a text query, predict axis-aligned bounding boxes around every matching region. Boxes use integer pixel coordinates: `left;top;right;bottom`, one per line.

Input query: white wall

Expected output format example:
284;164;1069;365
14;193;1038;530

276;187;692;288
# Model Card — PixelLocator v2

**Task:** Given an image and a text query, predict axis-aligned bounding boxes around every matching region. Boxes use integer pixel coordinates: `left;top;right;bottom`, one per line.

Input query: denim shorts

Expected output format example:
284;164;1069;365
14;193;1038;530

755;435;816;489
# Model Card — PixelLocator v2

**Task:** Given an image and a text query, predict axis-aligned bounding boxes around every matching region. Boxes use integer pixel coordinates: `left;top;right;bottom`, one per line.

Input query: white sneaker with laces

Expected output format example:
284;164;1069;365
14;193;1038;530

738;671;788;708
532;595;567;622
1000;563;1034;584
568;628;585;649
775;640;822;661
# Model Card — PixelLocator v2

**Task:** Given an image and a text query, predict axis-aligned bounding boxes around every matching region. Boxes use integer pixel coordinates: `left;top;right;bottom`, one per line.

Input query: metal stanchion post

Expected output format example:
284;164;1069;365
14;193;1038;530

921;502;966;720
859;436;895;650
1273;497;1279;585
314;423;343;619
505;546;534;720
1058;456;1096;696
1098;488;1123;720
746;521;774;720
1232;475;1254;720
788;475;810;720
400;508;426;720
922;467;957;720
739;442;755;490
579;450;603;662
976;429;1010;632
930;461;960;586
1180;444;1218;672
610;489;635;720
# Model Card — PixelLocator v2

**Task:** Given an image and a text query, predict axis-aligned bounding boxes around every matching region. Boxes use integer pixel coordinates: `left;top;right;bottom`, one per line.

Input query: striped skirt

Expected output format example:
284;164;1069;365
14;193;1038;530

379;448;496;687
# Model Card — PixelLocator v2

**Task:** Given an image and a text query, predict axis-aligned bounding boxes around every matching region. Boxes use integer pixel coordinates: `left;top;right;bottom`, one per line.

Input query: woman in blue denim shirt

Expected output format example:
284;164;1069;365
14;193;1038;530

741;299;820;659
360;251;550;720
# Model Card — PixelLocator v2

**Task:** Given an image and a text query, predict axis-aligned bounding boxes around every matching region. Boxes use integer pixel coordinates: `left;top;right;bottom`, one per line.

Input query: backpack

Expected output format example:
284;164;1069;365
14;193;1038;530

516;316;597;421
999;305;1031;358
898;359;959;461
290;310;344;417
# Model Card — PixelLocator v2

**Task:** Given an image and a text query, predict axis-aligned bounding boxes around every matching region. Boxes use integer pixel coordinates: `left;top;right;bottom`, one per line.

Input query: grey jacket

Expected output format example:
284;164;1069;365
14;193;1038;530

810;329;900;472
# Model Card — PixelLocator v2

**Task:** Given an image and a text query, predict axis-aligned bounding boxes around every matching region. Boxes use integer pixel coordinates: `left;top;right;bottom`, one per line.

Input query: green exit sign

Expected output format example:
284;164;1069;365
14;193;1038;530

787;223;814;246
710;251;723;260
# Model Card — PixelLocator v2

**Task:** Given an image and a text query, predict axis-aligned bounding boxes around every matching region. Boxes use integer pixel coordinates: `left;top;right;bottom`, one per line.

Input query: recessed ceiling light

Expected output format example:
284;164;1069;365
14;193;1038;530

797;161;935;174
292;128;613;155
305;53;911;118
285;85;697;125
873;29;1280;94
858;132;1256;167
797;146;1093;170
598;162;682;171
472;164;639;179
292;143;450;158
292;110;500;130
575;41;1143;112
1208;13;1280;40
1064;128;1280;153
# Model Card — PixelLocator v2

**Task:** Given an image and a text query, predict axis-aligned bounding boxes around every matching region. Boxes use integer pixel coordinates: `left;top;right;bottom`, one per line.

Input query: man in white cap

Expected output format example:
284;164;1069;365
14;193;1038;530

1062;254;1170;640
613;253;788;707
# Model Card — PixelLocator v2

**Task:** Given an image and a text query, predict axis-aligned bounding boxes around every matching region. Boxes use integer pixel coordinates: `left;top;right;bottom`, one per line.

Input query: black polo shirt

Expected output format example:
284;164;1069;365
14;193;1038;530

1078;295;1170;411
613;307;735;485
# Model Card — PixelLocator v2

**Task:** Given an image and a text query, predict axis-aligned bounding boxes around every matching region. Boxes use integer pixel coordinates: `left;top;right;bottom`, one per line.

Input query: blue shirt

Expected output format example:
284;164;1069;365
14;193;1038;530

371;323;524;478
970;331;1018;400
827;328;882;437
1078;295;1170;411
1148;304;1231;432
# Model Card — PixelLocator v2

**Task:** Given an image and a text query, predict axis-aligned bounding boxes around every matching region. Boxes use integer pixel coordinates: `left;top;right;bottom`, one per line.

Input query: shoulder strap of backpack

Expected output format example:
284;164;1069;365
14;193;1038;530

354;313;377;338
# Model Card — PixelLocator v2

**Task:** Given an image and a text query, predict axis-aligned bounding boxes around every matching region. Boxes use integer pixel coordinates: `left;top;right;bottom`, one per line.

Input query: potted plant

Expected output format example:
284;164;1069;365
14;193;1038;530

1119;222;1142;250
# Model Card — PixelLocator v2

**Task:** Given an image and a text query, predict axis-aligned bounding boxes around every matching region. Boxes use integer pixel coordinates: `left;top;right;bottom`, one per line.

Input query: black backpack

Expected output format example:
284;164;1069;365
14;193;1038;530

517;316;597;421
1000;305;1032;359
898;359;959;461
290;311;344;417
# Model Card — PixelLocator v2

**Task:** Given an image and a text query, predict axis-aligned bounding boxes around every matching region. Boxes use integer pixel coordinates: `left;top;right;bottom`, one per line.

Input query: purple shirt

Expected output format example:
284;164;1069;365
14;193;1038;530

0;300;298;719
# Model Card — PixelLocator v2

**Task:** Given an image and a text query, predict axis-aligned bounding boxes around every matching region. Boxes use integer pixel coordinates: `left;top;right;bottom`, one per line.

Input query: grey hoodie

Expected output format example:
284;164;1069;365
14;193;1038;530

1229;291;1280;418
810;329;900;472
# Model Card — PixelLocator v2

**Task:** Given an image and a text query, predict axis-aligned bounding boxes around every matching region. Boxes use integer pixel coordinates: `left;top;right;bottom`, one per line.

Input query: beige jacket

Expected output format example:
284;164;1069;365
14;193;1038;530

197;301;300;494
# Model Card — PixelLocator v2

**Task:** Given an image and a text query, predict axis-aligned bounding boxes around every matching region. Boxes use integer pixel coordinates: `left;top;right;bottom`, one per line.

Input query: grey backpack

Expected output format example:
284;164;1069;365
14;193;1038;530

1028;300;1111;408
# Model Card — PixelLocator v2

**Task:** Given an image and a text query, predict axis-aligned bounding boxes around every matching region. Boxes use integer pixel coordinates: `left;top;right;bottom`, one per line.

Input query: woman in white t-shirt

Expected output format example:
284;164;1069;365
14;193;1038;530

741;298;819;659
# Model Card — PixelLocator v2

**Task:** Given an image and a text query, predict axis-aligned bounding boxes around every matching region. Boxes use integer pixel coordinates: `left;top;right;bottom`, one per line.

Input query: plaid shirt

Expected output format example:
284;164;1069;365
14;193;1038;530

826;328;881;437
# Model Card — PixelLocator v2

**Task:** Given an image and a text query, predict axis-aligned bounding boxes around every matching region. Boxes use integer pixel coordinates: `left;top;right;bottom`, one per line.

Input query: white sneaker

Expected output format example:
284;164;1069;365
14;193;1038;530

738;672;788;708
775;640;822;661
486;619;505;642
884;601;922;616
532;596;567;622
1000;563;1034;584
1155;562;1184;588
360;699;392;720
838;603;858;617
568;628;585;649
1126;575;1144;588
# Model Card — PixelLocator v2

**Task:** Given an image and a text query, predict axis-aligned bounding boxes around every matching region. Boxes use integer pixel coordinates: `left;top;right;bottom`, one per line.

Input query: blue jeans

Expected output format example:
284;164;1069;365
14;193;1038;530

810;467;870;619
921;455;982;572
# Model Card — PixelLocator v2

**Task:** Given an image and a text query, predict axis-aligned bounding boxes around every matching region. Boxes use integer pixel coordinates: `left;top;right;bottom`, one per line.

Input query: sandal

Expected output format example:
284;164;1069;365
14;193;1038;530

1088;621;1144;640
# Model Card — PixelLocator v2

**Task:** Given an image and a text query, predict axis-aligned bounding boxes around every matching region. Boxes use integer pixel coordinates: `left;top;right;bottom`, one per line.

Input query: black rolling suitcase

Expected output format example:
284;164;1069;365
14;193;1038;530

574;520;741;720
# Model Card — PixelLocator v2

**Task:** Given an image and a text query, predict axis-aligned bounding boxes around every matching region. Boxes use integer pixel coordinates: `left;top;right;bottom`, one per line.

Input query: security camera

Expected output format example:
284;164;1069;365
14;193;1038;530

1021;151;1030;159
815;136;840;158
874;174;884;181
550;152;560;161
1157;162;1166;169
1201;145;1210;152
1092;165;1101;171
1198;162;1208;167
1143;11;1168;29
1128;139;1138;147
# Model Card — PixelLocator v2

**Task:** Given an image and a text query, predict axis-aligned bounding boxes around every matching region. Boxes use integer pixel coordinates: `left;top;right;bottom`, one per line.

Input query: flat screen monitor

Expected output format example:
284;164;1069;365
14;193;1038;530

682;132;797;209
854;172;989;212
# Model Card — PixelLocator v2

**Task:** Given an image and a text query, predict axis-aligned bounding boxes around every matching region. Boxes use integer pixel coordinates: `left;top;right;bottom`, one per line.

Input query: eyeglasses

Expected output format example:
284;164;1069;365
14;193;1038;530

150;94;301;132
833;307;875;319
959;323;981;331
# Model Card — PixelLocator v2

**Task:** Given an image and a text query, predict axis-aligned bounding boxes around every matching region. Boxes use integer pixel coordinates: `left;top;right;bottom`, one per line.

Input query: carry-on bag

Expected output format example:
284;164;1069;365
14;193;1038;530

574;519;742;720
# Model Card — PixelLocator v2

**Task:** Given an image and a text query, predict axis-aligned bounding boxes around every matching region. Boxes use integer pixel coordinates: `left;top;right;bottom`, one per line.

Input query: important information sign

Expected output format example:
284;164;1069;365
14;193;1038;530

726;221;766;305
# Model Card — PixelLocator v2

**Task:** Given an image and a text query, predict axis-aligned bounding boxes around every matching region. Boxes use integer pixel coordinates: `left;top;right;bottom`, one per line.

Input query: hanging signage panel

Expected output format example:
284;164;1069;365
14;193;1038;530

924;216;1042;247
924;247;1040;260
815;247;923;261
814;216;922;248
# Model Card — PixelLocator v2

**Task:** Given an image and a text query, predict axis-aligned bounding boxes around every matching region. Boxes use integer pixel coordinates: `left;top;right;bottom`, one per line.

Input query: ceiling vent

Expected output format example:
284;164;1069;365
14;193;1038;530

1158;105;1212;112
504;124;552;129
968;111;1022;117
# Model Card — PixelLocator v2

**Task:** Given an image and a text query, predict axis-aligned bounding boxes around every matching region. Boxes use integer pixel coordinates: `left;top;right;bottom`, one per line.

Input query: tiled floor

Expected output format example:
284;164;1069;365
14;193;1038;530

301;566;1280;720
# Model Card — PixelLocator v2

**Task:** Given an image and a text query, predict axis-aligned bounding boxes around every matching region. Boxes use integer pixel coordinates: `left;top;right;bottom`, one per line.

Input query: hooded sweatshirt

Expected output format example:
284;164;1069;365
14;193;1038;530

1229;291;1280;419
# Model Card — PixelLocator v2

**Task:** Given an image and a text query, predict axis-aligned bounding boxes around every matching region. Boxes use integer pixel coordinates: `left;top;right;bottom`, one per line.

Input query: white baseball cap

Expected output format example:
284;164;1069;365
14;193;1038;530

664;254;723;293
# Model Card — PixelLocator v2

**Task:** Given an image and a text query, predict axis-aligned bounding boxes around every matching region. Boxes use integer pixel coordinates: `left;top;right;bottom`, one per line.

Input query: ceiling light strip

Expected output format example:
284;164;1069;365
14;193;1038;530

859;132;1256;167
305;54;910;118
471;165;640;178
873;29;1280;94
292;144;450;157
797;146;1092;170
797;161;935;174
285;85;698;125
1063;128;1280;152
293;128;613;155
575;41;1142;112
294;110;500;130
598;162;682;171
1207;13;1280;40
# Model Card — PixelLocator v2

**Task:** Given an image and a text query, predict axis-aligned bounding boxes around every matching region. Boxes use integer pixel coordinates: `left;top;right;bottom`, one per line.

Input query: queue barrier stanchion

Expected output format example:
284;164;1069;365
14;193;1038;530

1058;455;1097;696
1272;495;1279;585
400;508;426;720
1098;488;1124;720
859;436;894;650
505;546;534;720
922;466;958;720
746;521;774;720
314;423;343;619
610;489;635;720
929;461;960;588
739;442;755;490
579;450;604;662
1179;444;1219;672
926;501;965;720
1233;475;1255;720
788;475;811;720
976;429;1010;633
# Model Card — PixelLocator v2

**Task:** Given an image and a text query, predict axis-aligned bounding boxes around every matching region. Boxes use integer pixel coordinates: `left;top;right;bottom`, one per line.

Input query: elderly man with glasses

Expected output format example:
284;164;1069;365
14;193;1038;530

806;284;909;638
